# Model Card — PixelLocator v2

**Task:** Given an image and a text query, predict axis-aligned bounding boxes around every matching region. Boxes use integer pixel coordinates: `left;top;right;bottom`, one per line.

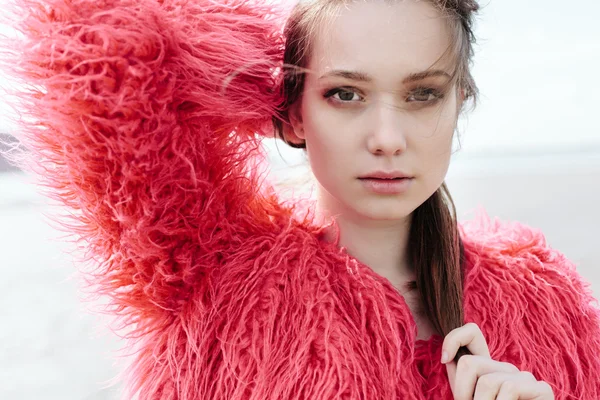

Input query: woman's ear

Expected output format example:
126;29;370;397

283;101;306;144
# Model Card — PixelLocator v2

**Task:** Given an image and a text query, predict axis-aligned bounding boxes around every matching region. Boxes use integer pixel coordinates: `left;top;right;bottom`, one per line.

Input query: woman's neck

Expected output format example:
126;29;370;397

318;205;415;285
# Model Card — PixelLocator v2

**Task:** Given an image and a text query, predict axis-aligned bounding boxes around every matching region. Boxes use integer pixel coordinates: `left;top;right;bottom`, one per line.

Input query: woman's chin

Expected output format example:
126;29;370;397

352;201;417;222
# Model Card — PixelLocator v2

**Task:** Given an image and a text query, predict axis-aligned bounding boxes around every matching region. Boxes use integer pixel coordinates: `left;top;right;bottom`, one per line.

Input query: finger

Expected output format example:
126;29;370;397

473;371;537;400
496;377;555;400
442;322;490;364
450;356;520;400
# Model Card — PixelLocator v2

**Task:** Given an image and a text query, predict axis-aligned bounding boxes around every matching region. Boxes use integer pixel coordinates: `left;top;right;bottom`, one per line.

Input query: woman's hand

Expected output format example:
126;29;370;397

441;323;555;399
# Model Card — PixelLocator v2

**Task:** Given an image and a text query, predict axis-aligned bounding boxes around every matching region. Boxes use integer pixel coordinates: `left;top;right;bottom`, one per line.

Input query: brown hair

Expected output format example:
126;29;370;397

272;0;479;363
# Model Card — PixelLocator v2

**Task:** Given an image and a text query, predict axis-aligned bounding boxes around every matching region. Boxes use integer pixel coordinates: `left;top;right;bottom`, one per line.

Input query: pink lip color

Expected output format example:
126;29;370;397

359;178;413;194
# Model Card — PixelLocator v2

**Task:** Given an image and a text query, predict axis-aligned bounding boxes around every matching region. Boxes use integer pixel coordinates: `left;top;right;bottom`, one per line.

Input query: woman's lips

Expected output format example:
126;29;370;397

358;177;414;194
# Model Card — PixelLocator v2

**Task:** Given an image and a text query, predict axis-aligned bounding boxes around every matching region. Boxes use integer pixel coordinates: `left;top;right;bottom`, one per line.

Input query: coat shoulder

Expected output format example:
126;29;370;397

459;210;600;399
459;210;592;296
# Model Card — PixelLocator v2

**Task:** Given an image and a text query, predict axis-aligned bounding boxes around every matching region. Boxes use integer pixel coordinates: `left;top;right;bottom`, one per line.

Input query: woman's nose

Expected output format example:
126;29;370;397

366;99;408;156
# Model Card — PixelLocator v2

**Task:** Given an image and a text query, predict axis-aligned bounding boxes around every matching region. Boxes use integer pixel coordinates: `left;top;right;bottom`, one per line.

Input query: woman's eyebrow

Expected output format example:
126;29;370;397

403;70;451;83
318;69;451;83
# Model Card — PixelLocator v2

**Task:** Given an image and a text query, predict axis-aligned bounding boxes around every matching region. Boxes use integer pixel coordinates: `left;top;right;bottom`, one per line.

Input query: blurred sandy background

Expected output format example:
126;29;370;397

1;0;599;398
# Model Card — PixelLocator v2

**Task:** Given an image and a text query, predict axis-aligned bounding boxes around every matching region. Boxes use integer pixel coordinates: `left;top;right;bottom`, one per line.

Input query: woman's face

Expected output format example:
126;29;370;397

289;0;462;221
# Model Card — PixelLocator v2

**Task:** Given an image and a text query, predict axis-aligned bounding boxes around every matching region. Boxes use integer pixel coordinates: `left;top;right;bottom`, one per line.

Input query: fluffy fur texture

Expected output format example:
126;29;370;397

1;0;599;398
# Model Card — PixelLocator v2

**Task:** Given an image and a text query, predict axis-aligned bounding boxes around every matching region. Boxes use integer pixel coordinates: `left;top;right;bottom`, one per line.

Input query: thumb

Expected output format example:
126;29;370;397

445;360;458;396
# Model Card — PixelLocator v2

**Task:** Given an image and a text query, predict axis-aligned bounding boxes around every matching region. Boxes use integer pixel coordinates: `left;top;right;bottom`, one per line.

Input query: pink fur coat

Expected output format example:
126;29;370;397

1;0;599;398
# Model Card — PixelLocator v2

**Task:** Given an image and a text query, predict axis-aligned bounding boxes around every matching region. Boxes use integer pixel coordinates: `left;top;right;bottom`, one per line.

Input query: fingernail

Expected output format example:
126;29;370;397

441;351;449;363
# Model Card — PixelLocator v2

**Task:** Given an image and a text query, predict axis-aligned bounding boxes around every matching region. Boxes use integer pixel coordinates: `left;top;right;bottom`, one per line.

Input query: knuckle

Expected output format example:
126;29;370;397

456;354;474;372
465;322;479;329
500;379;518;394
465;322;484;338
447;325;462;338
520;371;536;380
502;362;521;373
476;374;496;391
539;381;554;394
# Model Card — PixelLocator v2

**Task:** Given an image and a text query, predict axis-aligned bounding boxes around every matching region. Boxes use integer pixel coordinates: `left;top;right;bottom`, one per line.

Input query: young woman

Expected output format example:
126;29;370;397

1;0;599;398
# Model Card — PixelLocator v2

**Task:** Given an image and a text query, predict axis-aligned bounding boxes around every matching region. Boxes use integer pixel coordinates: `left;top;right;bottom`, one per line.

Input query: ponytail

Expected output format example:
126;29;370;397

409;182;470;362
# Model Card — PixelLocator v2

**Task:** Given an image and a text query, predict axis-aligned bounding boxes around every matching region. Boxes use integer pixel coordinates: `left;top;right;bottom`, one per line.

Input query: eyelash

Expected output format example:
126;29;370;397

323;86;445;105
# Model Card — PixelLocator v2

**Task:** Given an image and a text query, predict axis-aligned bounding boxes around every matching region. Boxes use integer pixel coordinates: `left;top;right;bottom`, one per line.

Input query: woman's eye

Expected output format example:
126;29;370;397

324;87;443;105
324;88;363;103
407;88;444;102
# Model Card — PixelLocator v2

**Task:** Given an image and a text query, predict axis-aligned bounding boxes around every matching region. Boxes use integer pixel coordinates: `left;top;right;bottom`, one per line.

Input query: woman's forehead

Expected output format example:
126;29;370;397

307;1;454;83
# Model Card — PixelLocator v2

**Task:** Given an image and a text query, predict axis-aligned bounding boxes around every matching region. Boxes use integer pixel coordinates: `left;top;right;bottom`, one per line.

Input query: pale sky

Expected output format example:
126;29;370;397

461;0;600;154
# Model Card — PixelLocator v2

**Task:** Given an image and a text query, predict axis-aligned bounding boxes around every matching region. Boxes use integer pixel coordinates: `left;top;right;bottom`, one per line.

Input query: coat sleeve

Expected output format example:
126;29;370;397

0;0;287;317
